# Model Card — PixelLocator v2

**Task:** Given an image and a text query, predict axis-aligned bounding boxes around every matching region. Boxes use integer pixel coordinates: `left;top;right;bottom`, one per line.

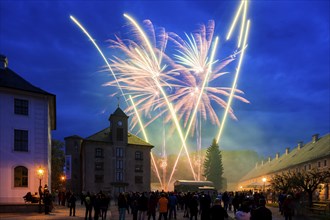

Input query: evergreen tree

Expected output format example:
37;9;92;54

203;138;224;190
51;140;65;191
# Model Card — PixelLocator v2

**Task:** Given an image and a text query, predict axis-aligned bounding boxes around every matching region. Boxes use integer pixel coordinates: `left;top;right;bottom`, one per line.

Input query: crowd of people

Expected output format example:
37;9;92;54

35;188;307;220
76;190;273;220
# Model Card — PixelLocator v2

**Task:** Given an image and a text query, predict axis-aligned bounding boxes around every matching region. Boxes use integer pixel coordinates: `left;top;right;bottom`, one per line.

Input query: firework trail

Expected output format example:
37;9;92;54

104;14;198;180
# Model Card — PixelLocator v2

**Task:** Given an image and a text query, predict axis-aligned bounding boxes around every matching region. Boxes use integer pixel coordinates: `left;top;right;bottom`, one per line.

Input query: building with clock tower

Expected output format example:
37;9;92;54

65;106;154;196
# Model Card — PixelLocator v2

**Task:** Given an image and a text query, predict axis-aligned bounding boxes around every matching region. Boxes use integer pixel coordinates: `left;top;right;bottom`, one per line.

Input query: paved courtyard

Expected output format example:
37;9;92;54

0;202;328;220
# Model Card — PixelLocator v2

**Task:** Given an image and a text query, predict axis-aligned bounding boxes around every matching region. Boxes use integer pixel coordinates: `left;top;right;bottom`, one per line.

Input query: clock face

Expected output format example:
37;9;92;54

117;120;123;126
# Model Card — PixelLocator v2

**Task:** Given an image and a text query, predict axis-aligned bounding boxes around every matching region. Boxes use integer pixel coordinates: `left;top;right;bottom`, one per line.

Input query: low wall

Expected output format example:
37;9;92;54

0;203;43;213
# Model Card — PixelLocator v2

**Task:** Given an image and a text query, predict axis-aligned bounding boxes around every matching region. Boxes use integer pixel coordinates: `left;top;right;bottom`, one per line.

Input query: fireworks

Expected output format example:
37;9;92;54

71;0;251;190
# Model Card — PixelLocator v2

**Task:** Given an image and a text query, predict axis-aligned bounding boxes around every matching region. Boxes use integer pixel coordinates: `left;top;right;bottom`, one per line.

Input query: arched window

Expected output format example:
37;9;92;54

14;166;28;187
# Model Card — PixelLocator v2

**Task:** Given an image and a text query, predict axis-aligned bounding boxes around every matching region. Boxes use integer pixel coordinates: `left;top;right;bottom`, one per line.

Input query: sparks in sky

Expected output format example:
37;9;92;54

166;20;249;135
74;0;251;189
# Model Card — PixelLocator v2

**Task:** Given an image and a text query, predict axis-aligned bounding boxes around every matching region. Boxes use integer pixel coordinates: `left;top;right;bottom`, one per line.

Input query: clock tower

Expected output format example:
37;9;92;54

109;107;129;144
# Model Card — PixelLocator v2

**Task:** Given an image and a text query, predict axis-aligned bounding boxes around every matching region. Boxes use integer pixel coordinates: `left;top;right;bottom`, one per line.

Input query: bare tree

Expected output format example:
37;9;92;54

270;168;330;207
292;168;330;207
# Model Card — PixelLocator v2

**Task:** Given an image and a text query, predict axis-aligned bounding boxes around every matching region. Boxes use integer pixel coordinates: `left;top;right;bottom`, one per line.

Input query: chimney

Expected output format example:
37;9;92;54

312;134;319;143
297;141;303;150
276;152;280;159
255;162;258;168
285;147;290;155
0;55;8;70
268;156;271;163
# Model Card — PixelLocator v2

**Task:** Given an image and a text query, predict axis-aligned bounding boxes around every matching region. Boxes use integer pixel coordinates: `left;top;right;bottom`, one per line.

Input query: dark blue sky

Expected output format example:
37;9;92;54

1;0;329;158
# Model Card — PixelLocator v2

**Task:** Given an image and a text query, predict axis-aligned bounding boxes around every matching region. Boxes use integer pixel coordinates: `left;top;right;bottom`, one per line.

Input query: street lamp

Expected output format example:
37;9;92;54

60;175;66;190
37;167;44;213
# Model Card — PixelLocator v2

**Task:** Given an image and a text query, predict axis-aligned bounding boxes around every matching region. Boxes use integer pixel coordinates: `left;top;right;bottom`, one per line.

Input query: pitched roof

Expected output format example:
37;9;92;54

239;133;330;182
0;67;54;96
113;107;128;117
0;67;56;130
85;127;153;147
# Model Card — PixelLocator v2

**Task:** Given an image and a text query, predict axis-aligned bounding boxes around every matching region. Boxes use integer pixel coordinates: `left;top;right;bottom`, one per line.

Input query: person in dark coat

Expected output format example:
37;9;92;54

69;193;77;216
118;193;128;220
209;198;228;220
188;194;199;220
147;192;158;220
43;190;52;215
199;192;212;220
250;198;272;220
282;195;294;220
84;192;93;220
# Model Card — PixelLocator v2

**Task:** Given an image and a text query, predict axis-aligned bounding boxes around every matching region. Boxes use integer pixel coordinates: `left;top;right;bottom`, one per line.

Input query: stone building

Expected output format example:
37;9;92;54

238;133;330;200
0;55;56;202
65;106;154;196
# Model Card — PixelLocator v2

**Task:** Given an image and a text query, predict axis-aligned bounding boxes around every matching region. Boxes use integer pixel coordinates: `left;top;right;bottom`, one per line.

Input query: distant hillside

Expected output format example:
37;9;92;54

151;149;260;191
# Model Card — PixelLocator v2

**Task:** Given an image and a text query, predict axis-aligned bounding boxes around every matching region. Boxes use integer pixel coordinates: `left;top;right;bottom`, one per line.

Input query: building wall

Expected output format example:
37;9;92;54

64;136;83;194
80;141;152;196
239;156;330;201
0;89;51;203
125;145;151;193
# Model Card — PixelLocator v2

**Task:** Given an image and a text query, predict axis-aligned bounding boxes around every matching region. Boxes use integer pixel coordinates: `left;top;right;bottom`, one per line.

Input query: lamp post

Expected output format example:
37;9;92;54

37;167;44;213
60;175;66;190
262;177;267;192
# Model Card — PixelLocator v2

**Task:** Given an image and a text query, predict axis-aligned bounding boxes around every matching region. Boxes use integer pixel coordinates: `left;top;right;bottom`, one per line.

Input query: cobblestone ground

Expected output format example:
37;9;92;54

0;202;328;220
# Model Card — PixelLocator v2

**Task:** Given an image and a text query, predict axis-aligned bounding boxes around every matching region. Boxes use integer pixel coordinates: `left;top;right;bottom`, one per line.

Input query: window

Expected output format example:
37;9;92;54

116;172;123;181
95;162;104;171
116;148;123;158
135;165;143;172
308;164;311;170
135;176;143;184
95;148;103;158
95;175;104;183
14;129;28;152
14;99;29;115
325;160;327;167
14;166;28;187
318;161;321;168
116;160;123;169
117;128;124;141
135;151;143;160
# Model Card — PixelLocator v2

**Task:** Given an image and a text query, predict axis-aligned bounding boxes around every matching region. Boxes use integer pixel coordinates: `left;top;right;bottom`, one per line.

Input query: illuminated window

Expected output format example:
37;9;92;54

95;148;103;158
14;166;28;187
14;99;29;115
135;151;143;160
14;129;28;152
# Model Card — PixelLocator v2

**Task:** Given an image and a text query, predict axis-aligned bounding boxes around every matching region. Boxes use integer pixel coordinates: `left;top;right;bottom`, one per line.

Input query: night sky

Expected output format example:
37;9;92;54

1;0;329;158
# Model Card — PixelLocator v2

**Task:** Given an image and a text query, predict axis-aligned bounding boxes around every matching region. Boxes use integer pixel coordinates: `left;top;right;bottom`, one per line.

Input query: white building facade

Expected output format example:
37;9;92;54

0;55;56;203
